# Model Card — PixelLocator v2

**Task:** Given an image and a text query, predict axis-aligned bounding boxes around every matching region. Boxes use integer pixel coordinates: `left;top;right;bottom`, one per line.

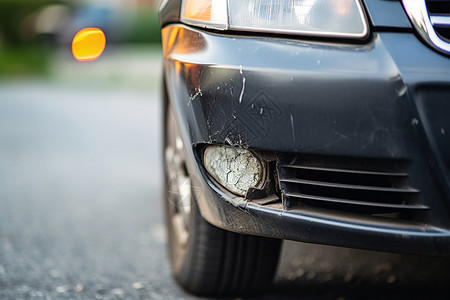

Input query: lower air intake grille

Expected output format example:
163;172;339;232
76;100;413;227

277;154;428;220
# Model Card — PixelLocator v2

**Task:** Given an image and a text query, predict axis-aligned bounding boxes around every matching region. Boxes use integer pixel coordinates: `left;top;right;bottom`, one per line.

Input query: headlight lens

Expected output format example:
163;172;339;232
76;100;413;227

181;0;368;39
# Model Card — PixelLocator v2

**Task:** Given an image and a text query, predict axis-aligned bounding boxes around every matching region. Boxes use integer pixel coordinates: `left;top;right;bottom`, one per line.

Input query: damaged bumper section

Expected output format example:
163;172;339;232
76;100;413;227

162;24;450;256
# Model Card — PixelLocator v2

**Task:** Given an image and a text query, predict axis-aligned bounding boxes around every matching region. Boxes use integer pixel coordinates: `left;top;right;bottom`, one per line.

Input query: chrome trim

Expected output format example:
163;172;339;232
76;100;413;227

402;0;450;54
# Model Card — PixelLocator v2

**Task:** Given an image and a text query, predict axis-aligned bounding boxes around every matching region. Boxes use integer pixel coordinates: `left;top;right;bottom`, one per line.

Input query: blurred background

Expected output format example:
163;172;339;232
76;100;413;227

1;1;450;299
0;0;161;77
0;1;176;299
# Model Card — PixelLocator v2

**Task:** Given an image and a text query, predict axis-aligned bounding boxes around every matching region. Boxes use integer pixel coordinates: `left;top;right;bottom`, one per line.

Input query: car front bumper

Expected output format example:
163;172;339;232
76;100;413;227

162;24;450;256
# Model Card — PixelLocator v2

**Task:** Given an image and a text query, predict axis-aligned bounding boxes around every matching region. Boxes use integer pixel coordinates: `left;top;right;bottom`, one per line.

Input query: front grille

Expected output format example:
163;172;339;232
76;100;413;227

427;0;450;42
277;154;428;220
402;0;450;54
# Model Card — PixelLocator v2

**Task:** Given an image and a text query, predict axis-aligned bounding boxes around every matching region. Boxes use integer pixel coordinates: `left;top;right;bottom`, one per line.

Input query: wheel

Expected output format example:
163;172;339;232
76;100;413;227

163;97;282;297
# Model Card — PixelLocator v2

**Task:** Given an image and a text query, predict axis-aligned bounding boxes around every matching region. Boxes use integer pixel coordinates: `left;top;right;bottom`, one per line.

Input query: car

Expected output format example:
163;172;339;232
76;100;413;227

159;0;450;297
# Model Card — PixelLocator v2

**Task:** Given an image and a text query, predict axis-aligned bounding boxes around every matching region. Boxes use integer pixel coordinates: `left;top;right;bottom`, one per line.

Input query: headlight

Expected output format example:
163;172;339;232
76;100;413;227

181;0;368;39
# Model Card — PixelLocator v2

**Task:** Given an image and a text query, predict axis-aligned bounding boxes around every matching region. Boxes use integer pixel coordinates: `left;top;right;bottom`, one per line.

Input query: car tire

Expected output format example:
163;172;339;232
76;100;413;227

163;94;281;297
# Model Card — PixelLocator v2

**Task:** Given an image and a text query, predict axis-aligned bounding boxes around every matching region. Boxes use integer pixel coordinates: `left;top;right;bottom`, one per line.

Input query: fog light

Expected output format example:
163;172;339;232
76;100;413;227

203;145;264;196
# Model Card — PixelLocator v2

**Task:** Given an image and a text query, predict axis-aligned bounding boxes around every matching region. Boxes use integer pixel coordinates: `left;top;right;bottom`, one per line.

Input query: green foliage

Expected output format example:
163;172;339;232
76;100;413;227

128;9;161;44
0;46;49;76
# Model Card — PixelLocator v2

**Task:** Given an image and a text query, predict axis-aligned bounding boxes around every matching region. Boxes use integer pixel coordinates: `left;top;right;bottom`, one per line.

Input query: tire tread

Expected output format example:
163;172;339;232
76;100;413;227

175;203;281;297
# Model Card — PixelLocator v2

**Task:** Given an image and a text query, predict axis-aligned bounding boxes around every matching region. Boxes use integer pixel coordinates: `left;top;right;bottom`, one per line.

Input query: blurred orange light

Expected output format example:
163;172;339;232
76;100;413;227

72;28;106;62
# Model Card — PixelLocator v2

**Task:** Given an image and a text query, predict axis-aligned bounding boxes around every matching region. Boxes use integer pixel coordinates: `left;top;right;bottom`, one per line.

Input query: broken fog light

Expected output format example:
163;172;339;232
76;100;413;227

203;145;265;196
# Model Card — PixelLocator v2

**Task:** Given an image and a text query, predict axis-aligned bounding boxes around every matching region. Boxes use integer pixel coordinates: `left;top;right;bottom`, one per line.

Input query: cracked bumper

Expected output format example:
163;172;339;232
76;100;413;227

162;24;450;255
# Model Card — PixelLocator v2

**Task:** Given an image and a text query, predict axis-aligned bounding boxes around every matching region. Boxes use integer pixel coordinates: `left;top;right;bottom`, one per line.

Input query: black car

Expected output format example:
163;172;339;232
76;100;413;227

159;0;450;296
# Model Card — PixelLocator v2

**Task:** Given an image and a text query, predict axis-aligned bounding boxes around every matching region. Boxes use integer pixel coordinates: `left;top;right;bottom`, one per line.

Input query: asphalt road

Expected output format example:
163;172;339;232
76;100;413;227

1;48;450;300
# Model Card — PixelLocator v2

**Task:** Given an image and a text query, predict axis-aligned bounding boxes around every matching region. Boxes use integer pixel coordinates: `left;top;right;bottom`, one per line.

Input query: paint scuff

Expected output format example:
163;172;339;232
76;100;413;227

239;77;246;103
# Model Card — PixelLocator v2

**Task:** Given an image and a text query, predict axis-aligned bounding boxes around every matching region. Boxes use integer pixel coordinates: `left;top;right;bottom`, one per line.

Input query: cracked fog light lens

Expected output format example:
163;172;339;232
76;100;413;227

203;145;264;196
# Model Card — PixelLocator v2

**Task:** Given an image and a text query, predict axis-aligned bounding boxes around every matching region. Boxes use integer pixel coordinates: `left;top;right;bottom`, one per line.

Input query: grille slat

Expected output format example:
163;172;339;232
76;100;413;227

277;154;425;221
280;178;419;193
285;192;429;211
431;15;450;26
403;0;450;54
280;165;408;177
426;0;450;43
